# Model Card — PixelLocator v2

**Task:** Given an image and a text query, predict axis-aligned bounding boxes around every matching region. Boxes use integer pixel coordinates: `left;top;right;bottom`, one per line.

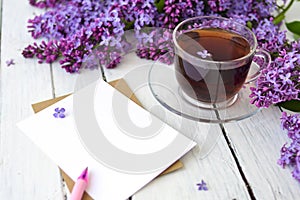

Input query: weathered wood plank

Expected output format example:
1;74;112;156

223;106;300;199
0;0;64;199
50;64;79;97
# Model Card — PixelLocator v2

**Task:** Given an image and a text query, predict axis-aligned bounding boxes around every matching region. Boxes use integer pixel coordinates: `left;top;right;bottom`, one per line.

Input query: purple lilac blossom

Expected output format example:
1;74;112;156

136;29;174;65
157;0;185;29
278;112;300;183
110;0;157;30
29;0;62;8
23;1;127;72
23;0;288;75
281;112;300;141
6;59;15;67
196;180;208;191
22;40;60;64
197;50;212;58
58;10;126;73
182;0;205;18
207;0;231;12
250;49;300;108
93;45;122;69
27;0;106;39
253;18;288;54
53;107;66;118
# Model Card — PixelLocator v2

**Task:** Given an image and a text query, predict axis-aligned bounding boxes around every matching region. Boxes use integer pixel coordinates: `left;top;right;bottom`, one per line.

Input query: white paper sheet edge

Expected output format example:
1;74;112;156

17;79;196;200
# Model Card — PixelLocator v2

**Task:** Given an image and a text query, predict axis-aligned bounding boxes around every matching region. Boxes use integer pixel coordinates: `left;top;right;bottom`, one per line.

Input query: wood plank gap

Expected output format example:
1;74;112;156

50;63;56;98
60;174;69;200
214;109;256;199
99;64;107;82
219;121;256;200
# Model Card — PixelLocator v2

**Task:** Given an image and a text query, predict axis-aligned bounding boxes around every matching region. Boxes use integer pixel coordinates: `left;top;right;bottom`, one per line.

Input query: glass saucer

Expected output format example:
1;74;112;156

148;62;261;123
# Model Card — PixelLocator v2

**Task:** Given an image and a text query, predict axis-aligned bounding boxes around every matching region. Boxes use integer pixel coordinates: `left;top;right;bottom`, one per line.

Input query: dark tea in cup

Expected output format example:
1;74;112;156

175;28;252;103
173;16;270;109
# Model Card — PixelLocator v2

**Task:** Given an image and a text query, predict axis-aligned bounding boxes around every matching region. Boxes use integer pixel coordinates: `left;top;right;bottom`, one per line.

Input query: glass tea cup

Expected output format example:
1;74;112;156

172;16;271;109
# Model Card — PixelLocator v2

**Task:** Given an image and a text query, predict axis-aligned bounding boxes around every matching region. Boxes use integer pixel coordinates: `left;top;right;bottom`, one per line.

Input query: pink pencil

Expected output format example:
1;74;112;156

70;167;89;200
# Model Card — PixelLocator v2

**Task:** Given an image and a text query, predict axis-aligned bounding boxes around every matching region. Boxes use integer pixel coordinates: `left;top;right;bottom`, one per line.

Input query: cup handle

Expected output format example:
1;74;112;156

245;49;271;84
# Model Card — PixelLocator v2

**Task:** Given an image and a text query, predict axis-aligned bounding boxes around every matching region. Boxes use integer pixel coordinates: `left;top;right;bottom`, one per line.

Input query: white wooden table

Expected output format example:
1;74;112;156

1;1;300;199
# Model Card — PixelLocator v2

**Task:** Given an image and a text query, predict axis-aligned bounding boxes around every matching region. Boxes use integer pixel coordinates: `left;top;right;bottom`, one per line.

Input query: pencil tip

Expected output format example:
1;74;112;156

78;167;88;180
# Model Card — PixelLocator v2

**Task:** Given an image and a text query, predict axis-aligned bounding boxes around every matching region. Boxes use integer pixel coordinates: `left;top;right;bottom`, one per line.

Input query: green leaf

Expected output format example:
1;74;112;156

278;100;300;112
285;21;300;35
294;33;300;40
273;0;295;25
273;13;285;25
155;0;165;13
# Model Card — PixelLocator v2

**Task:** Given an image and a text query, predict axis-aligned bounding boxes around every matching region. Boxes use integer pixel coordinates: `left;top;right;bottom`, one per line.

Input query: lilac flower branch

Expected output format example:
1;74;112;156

23;0;281;73
278;112;300;182
249;47;300;108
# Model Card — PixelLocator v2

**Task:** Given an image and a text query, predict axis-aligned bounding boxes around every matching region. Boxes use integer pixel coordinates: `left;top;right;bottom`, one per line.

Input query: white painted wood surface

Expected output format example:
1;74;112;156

223;106;300;200
1;1;300;200
0;0;64;199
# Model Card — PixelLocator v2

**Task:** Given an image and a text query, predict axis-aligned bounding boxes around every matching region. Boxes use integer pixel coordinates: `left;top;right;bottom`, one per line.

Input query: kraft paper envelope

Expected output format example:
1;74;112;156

18;79;195;199
30;79;185;200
